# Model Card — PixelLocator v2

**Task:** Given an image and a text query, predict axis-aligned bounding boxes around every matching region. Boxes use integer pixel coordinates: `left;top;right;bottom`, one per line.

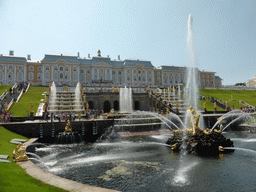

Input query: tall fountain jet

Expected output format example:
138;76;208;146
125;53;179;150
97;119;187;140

50;82;57;112
119;86;133;113
185;14;199;111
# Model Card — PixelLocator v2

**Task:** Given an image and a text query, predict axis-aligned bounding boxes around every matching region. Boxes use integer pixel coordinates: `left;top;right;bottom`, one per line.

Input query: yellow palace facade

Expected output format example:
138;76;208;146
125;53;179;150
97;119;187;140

0;50;222;88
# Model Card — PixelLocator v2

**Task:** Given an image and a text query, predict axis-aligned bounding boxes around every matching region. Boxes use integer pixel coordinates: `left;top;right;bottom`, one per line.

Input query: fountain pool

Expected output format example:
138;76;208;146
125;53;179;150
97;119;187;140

31;131;256;191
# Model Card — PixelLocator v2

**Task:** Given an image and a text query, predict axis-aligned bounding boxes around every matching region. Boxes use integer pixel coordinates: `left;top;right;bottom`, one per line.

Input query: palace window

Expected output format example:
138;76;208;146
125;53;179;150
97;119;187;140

107;75;110;81
107;69;110;74
164;78;167;84
87;69;90;74
118;71;121;75
29;66;34;71
138;76;141;81
0;65;3;69
142;70;145;75
149;71;151;75
142;76;145;81
101;69;103;73
157;77;161;83
73;67;77;71
54;73;58;80
164;73;167;76
201;74;204;78
94;75;98;80
94;69;97;73
0;72;3;80
101;75;104;81
134;76;137;81
170;79;173;84
127;75;130;81
127;70;130;74
54;66;58;70
138;70;141;74
207;80;209;85
211;80;214;85
157;72;160;76
18;72;23;81
113;76;116;82
149;76;152;82
206;75;209;78
60;73;63;79
38;67;42;71
87;75;91;82
60;66;64;71
65;73;69;80
202;80;205;85
134;70;136;74
80;75;84;81
73;73;77;81
18;66;23;70
80;69;83;73
112;70;115;75
65;67;69;71
37;73;42;80
45;72;50;79
28;72;33;80
46;66;50;70
9;65;13;70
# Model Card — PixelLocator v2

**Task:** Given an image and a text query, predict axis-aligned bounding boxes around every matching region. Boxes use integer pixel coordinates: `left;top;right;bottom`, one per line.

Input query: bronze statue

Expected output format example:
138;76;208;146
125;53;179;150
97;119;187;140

187;106;201;133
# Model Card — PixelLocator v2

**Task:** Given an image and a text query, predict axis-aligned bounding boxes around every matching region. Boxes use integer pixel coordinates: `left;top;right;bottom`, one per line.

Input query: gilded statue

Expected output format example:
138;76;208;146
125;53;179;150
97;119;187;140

4;102;8;112
187;106;201;133
166;108;170;114
64;121;72;132
43;104;47;112
146;85;150;91
13;143;28;162
203;102;206;109
86;103;89;112
225;101;228;109
214;102;216;109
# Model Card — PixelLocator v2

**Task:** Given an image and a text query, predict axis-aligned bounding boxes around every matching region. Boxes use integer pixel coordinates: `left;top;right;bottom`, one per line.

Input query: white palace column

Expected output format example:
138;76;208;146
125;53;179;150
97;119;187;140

4;65;7;84
42;63;45;85
14;65;16;83
24;63;27;82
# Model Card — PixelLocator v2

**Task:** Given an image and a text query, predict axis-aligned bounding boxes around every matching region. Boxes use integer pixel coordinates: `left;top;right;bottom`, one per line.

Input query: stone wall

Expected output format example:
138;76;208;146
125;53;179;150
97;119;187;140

85;92;150;112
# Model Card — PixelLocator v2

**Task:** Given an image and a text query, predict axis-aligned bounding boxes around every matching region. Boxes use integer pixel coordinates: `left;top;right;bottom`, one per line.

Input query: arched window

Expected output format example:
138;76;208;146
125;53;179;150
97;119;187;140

38;67;42;71
142;76;146;81
138;76;141;81
164;78;167;84
65;67;69;71
28;72;33;80
149;76;152;82
138;70;141;74
134;76;137;81
101;75;104;81
107;75;110;80
202;79;205;85
65;73;69;80
54;73;58;80
101;69;104;73
60;66;64;71
157;77;161;83
73;73;77;81
80;75;84;81
80;69;83;73
112;70;115;75
60;73;63;79
54;66;58;70
37;73;42;80
45;72;50;79
18;66;23;70
29;66;34;71
127;75;130;81
107;69;110;74
73;67;77;71
94;75;98;80
134;70;136;74
94;69;97;73
87;69;90;74
113;76;116;82
46;65;50;70
17;72;23;81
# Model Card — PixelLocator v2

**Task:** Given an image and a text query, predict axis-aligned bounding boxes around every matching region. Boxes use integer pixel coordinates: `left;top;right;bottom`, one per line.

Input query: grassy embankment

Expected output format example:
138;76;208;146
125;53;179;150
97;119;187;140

0;126;67;192
8;86;48;117
0;85;12;95
199;89;256;110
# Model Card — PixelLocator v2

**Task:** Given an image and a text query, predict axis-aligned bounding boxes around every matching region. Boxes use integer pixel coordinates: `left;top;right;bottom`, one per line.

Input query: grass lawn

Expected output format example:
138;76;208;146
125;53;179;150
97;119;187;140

199;89;256;110
0;126;67;192
0;85;12;95
198;100;225;111
8;86;48;117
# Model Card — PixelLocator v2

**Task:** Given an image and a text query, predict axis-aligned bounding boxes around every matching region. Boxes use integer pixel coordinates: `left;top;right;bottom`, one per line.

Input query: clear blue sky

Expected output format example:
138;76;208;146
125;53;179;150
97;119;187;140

0;0;255;85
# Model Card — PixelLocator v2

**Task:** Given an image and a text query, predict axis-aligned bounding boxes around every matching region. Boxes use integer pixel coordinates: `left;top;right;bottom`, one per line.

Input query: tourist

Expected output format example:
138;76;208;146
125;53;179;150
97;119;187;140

9;113;12;122
58;112;61;122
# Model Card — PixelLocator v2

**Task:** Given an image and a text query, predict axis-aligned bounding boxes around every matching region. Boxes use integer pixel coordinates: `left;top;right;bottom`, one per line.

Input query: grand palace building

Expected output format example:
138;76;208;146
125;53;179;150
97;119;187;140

0;50;222;88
